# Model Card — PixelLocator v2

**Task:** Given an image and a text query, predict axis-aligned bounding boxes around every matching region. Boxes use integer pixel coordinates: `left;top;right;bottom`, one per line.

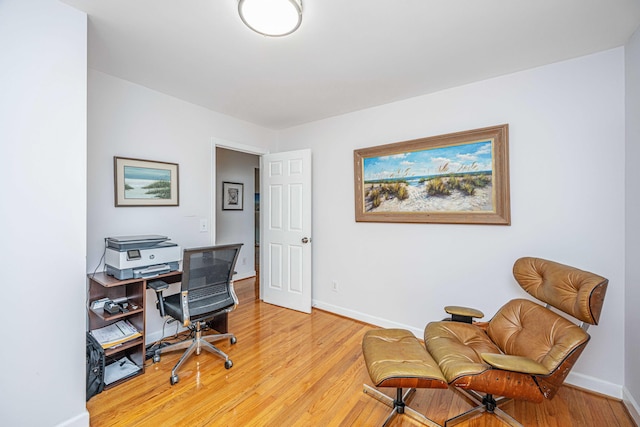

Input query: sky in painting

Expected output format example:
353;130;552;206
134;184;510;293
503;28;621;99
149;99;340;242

363;140;493;181
124;166;171;181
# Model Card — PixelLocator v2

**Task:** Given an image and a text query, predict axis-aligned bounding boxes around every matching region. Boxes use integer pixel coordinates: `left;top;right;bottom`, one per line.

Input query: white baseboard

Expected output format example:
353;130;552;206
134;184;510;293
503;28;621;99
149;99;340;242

312;299;625;400
312;300;423;337
56;410;89;427
623;387;640;425
565;371;622;399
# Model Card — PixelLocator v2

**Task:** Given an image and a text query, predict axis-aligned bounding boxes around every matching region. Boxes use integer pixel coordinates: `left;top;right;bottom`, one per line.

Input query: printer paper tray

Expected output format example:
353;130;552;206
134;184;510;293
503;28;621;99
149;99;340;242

106;262;179;280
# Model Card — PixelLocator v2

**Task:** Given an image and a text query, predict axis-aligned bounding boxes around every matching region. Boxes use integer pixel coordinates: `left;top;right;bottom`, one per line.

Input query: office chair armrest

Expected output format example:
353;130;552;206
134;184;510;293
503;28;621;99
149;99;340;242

481;353;550;375
148;280;169;317
148;280;170;291
444;305;484;323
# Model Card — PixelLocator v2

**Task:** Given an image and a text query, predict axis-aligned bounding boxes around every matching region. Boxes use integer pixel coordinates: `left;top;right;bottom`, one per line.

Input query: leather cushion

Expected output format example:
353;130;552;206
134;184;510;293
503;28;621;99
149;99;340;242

487;299;589;372
362;329;447;389
424;299;589;383
424;321;499;383
513;257;608;325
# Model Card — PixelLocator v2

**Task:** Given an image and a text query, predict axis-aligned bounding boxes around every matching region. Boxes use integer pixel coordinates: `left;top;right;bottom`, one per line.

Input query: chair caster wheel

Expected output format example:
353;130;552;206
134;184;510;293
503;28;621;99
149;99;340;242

170;375;179;385
153;354;160;363
225;360;233;369
230;336;237;345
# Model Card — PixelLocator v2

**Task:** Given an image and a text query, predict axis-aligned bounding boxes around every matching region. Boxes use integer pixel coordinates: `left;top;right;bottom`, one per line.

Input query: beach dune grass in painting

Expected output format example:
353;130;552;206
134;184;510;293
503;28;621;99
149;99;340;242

363;140;494;213
123;166;172;199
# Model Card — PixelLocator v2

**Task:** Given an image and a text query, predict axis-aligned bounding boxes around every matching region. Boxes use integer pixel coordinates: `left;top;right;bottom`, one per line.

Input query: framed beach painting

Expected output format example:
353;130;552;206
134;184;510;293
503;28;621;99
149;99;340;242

222;181;244;211
354;124;510;225
114;157;179;207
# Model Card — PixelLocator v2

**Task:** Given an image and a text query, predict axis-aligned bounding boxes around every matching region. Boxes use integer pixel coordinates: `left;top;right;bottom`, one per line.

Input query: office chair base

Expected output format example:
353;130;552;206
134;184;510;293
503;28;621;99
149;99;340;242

363;384;442;427
444;390;520;427
153;321;236;385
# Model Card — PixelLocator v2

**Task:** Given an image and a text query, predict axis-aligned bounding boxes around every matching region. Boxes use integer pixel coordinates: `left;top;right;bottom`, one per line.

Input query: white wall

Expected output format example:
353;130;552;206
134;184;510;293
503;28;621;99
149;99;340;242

87;70;277;342
3;3;628;424
215;148;259;278
625;27;640;421
0;1;88;426
279;48;627;397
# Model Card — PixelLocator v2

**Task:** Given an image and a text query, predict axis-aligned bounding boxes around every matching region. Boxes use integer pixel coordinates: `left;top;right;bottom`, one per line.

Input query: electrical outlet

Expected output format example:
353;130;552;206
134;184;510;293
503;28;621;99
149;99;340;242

332;280;339;292
199;219;208;232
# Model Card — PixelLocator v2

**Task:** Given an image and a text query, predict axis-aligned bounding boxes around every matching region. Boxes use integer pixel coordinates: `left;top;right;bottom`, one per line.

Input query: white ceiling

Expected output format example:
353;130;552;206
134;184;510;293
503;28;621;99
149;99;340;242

62;0;640;130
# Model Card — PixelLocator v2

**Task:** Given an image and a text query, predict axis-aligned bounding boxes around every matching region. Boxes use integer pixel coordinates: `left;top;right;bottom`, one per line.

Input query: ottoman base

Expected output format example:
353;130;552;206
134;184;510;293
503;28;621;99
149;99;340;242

363;384;442;427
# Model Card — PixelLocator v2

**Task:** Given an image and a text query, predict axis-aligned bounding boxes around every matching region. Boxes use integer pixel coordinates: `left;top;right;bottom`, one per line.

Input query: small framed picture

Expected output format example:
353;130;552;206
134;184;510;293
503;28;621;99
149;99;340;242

222;182;244;210
114;157;179;207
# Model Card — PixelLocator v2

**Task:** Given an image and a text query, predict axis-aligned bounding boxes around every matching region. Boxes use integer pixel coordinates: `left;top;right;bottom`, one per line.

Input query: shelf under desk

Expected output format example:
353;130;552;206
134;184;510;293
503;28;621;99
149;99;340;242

87;270;229;388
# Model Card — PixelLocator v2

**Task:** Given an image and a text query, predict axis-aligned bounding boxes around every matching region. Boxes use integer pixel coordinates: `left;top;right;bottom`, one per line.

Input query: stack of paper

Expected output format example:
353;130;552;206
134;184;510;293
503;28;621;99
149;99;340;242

104;357;141;385
90;320;142;349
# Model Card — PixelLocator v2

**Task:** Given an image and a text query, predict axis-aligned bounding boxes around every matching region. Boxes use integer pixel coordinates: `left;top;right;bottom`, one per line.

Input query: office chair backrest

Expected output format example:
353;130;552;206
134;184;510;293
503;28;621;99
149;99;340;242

181;244;243;319
512;257;608;325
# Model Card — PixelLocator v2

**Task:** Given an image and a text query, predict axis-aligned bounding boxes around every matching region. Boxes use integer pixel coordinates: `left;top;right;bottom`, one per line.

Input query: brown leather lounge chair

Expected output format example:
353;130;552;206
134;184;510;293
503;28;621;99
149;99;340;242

362;257;608;427
424;256;608;426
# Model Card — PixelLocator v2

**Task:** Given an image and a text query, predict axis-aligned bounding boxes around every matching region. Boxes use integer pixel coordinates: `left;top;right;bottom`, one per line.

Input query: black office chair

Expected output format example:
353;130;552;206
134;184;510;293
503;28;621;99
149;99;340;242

149;243;242;385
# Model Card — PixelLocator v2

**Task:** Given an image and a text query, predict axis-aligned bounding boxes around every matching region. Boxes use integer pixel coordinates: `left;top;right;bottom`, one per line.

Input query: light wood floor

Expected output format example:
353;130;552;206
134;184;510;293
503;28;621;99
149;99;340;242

87;277;635;427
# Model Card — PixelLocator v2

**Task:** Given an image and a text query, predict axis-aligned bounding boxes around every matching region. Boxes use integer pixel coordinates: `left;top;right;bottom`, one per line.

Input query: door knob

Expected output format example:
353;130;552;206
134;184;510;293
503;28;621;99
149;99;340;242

302;237;310;244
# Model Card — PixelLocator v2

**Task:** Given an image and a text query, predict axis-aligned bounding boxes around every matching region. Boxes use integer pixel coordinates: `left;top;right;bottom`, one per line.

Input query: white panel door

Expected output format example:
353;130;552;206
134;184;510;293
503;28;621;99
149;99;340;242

261;149;312;313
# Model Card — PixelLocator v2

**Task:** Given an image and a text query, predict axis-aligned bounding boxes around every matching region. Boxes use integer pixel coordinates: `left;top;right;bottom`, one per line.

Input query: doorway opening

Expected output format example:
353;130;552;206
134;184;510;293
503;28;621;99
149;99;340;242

214;147;261;289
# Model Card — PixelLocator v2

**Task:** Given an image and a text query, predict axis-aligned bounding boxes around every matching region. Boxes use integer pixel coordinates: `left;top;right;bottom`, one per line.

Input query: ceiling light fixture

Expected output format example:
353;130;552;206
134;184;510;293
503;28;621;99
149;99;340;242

238;0;302;37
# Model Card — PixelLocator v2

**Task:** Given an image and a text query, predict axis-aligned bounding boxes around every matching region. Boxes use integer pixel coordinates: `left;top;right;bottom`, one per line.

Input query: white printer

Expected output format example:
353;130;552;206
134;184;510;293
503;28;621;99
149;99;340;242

105;235;181;280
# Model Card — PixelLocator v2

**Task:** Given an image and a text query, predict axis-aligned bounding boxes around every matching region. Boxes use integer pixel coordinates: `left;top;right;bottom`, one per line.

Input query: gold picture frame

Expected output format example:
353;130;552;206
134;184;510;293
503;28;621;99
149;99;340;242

114;157;179;207
354;124;510;225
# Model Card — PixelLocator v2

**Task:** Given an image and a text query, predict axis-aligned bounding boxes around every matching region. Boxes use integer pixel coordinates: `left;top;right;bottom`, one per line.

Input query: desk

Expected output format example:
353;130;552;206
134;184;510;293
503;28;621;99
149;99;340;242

87;270;228;388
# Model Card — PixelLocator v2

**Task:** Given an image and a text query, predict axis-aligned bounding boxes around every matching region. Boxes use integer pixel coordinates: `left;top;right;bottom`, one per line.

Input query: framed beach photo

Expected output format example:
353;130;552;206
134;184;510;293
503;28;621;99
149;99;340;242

354;124;510;225
222;181;244;211
114;157;179;207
